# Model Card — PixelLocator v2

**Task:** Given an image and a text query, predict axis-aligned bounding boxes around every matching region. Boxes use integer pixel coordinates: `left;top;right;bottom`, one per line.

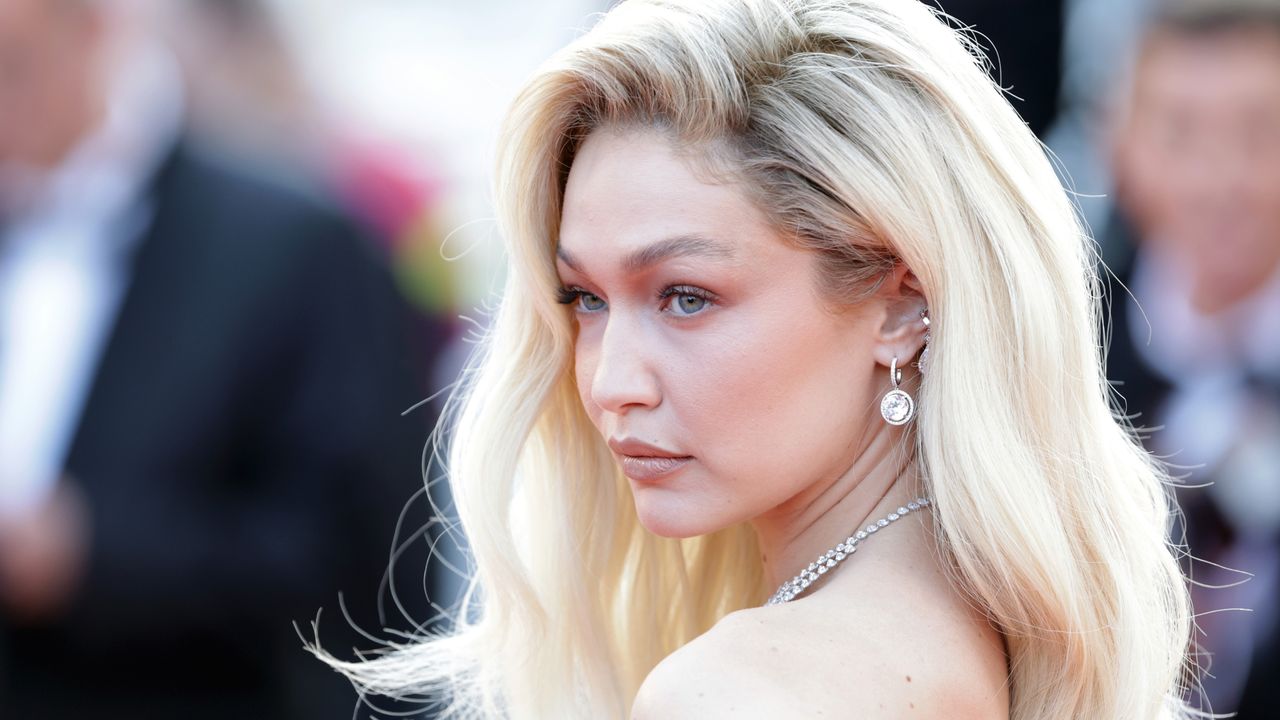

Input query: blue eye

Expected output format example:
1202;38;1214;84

660;286;715;317
555;286;607;313
673;294;705;314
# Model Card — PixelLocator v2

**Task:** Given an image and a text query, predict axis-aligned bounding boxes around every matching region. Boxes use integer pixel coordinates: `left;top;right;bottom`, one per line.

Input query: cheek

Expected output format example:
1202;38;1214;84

676;309;872;484
573;336;600;424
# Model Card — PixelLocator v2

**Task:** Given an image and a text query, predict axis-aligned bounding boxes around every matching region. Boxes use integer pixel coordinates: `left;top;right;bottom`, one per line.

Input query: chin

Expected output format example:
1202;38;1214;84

630;488;722;539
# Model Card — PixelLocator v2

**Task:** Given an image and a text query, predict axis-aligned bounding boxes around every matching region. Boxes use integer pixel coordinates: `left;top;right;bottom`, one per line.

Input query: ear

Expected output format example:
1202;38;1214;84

871;262;929;372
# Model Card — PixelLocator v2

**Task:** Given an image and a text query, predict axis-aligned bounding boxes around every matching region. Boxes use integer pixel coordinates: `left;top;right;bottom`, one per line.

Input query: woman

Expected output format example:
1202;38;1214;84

317;0;1196;717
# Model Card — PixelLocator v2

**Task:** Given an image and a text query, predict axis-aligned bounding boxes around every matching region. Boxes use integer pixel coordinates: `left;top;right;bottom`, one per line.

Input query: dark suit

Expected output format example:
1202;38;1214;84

0;139;439;719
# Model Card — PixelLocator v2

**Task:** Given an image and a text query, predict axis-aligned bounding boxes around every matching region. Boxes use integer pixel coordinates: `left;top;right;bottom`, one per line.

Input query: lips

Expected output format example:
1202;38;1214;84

617;455;692;481
607;437;692;482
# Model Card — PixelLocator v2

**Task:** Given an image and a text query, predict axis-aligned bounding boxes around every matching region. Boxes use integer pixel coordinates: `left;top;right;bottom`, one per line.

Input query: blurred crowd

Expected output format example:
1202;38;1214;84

0;0;1276;718
0;1;454;718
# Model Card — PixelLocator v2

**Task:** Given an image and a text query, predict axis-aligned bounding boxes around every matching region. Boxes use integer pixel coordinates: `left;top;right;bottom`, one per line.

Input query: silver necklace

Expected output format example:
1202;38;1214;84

764;497;932;606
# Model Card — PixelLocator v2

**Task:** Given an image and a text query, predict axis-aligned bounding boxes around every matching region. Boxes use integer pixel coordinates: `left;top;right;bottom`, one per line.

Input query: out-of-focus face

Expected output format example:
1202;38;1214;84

1114;26;1280;313
0;0;103;171
555;128;885;538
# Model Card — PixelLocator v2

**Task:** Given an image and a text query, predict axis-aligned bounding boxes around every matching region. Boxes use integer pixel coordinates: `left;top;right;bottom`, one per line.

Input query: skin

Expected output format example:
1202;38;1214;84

1112;26;1280;314
556;127;1009;718
0;0;107;174
631;511;1010;719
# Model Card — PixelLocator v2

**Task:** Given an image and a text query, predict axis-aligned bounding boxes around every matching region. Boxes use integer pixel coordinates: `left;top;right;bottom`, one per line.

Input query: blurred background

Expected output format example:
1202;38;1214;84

0;0;1275;717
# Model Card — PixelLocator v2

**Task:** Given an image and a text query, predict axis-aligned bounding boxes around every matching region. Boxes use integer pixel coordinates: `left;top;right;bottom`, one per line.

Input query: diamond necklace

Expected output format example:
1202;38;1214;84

764;497;932;606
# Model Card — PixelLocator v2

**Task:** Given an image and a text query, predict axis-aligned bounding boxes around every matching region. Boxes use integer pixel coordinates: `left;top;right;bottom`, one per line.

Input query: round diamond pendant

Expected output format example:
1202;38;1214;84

880;388;915;425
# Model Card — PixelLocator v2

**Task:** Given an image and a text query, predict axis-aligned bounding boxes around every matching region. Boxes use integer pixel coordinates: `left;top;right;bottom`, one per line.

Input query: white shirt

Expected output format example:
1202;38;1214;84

0;45;182;519
1129;247;1280;534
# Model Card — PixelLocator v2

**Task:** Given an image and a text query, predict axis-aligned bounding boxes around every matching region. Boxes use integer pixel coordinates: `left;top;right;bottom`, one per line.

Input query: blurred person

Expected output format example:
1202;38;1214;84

313;1;1197;718
172;0;461;305
168;0;319;166
171;0;426;239
168;0;469;621
1047;0;1156;258
1107;1;1280;716
0;0;437;717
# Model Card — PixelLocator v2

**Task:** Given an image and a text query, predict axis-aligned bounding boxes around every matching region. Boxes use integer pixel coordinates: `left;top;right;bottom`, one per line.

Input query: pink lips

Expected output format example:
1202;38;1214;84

607;437;692;482
618;455;692;481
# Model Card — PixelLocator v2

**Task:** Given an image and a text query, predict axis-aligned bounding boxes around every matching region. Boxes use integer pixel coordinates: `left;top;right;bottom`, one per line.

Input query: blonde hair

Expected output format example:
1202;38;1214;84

314;1;1195;717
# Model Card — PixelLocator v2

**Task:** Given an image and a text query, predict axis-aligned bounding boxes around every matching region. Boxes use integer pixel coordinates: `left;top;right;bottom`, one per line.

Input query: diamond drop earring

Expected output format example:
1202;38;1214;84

880;356;915;426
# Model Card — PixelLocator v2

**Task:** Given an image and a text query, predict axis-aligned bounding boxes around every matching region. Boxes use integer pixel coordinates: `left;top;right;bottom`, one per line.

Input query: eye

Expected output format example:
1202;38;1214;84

673;294;706;314
659;285;715;317
555;286;607;313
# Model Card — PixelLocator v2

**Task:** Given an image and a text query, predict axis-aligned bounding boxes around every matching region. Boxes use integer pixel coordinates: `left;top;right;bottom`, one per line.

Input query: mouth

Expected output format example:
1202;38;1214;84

605;437;692;482
616;454;693;482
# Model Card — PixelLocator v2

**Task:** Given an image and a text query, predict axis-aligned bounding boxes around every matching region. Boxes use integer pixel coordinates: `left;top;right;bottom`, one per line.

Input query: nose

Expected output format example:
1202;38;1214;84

588;315;661;414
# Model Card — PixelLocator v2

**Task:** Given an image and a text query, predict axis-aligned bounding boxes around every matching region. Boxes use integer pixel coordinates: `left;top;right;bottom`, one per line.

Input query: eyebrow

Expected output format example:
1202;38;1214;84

555;233;736;274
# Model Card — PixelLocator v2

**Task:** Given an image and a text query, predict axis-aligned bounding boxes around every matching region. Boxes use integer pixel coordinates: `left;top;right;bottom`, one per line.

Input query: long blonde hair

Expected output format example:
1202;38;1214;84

315;1;1195;717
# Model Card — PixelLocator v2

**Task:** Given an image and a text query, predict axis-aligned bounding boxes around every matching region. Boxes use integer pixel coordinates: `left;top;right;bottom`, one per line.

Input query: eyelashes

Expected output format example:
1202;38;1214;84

555;285;717;317
556;286;606;312
555;286;589;305
658;285;713;315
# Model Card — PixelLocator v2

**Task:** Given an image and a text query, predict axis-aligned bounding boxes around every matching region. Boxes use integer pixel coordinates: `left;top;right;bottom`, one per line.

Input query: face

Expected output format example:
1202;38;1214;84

1114;26;1280;312
555;128;887;538
0;0;103;171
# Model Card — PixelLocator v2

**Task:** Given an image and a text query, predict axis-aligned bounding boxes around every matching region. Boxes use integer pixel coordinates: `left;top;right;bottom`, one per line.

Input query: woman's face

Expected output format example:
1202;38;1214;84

556;128;885;538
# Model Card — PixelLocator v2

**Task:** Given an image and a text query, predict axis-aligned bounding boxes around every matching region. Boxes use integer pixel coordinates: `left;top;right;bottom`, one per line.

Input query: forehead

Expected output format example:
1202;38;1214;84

1135;27;1280;108
557;127;781;270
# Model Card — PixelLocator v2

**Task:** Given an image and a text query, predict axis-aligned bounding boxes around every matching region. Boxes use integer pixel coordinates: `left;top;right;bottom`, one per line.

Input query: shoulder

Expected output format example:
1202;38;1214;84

151;141;393;306
157;139;373;261
632;593;1007;719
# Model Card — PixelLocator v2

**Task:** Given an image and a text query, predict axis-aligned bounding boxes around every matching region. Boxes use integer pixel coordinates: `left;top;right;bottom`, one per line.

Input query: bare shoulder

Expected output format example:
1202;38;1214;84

629;609;781;719
631;583;1008;719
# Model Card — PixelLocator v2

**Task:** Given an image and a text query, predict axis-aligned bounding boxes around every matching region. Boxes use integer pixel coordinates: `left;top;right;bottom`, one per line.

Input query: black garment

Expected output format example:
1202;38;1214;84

939;0;1066;137
1100;242;1173;432
0;140;439;719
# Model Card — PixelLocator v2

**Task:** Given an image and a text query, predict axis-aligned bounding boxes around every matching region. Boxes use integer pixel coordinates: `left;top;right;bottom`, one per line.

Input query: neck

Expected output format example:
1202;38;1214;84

751;426;923;591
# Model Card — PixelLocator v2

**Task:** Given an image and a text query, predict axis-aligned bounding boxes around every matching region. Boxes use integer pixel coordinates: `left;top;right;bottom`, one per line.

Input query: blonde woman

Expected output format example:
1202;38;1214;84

317;0;1196;717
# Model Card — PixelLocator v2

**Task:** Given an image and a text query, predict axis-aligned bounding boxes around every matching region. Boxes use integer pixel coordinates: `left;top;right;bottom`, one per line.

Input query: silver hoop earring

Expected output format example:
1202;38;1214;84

880;356;916;426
